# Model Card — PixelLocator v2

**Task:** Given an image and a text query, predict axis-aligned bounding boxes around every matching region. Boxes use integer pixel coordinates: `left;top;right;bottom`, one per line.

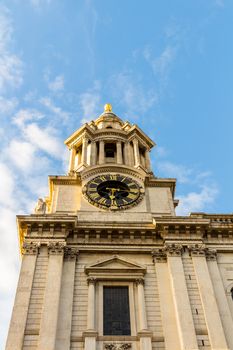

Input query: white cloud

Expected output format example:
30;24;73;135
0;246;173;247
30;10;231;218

0;162;15;208
78;81;101;123
6;140;36;172
215;0;224;7
13;109;44;127
157;161;193;183
48;75;64;92
176;184;218;215
23;123;64;159
29;0;52;8
79;91;100;123
157;159;218;215
40;97;69;121
0;7;23;91
111;72;158;117
144;45;176;79
0;96;18;114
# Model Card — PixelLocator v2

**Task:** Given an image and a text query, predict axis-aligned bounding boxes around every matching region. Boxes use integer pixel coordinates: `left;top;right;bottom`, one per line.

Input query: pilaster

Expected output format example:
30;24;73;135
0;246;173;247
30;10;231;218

84;277;98;350
152;249;181;350
55;247;79;350
6;242;39;350
189;245;229;350
37;242;65;350
166;243;199;350
136;278;152;350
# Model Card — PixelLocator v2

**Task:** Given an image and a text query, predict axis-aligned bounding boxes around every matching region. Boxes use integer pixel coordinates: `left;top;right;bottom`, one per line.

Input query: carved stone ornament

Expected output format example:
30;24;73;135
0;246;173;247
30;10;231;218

188;244;206;257
135;278;144;286
104;344;131;350
48;242;66;255
165;243;183;256
205;248;217;261
64;247;79;260
34;198;46;214
152;249;167;263
22;241;40;255
87;277;96;285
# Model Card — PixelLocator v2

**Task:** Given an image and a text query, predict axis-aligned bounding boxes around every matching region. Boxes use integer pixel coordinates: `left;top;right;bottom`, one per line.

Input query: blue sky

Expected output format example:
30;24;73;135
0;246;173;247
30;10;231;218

1;0;233;346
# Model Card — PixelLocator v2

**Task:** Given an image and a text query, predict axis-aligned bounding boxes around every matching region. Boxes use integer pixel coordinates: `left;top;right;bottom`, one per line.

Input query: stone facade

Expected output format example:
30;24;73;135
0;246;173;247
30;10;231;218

6;104;233;350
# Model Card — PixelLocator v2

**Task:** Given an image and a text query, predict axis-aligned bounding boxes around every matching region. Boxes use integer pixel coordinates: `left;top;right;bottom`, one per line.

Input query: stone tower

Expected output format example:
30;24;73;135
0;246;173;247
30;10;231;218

6;104;233;350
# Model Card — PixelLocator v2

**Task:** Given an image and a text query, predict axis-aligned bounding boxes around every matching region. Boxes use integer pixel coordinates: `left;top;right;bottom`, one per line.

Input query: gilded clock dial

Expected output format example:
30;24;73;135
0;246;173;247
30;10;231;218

84;174;143;209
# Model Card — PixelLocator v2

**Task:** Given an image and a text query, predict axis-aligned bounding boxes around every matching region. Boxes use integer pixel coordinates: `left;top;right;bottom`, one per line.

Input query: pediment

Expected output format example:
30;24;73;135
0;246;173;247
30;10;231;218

85;255;146;275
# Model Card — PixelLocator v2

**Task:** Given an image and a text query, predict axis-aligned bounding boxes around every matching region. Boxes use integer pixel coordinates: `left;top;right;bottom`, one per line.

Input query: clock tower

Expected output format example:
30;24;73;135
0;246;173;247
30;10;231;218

6;105;233;350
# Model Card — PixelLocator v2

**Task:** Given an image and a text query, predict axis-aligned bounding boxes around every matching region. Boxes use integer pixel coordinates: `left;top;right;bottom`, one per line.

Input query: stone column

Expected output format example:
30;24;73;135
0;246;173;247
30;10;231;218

123;142;129;165
99;140;105;165
84;278;97;350
136;278;152;350
206;250;233;349
190;245;229;350
55;248;78;350
116;141;123;164
166;244;199;350
6;242;39;350
90;141;97;166
152;250;181;350
133;138;140;166
68;147;76;173
81;137;88;165
37;242;65;350
145;150;151;172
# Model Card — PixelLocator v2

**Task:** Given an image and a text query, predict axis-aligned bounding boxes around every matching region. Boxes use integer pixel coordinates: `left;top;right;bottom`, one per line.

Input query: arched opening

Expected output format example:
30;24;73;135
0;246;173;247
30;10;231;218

231;287;233;300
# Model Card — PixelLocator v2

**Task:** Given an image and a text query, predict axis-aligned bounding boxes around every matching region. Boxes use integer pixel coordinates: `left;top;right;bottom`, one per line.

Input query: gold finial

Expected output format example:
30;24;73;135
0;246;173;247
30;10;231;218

104;103;112;112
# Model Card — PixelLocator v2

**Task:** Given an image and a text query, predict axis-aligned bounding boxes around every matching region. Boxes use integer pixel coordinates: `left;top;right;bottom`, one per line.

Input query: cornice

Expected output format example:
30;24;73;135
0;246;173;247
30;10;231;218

81;164;147;182
145;177;177;197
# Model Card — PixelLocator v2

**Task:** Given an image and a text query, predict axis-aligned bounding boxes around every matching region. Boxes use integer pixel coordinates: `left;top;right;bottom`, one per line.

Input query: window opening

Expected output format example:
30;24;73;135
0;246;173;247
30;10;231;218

103;286;131;335
105;143;116;158
231;287;233;300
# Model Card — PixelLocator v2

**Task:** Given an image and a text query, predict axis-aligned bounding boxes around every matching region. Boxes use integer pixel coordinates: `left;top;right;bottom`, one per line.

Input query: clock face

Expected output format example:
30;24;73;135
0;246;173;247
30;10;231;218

83;174;143;210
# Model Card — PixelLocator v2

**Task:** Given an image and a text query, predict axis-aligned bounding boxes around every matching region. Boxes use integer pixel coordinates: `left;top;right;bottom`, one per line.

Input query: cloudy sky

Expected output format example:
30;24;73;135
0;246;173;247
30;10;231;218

1;0;233;346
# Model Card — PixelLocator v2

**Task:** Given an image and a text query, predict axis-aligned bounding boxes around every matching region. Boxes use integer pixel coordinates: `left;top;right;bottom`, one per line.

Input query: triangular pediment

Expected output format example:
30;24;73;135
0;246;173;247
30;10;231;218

85;255;146;275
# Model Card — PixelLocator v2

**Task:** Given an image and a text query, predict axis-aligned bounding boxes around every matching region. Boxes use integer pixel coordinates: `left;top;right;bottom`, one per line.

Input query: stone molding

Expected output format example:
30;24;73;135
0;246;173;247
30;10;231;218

104;344;131;350
48;241;66;255
152;249;167;263
64;247;79;260
81;168;145;183
165;243;183;256
22;241;40;255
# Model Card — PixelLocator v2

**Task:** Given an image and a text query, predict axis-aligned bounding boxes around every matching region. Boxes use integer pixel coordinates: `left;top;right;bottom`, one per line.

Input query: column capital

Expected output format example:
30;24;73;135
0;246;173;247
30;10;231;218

135;278;144;286
152;249;167;263
48;241;66;255
188;244;206;257
22;241;40;255
205;248;217;261
64;247;79;260
104;344;132;350
87;277;96;285
165;243;183;256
